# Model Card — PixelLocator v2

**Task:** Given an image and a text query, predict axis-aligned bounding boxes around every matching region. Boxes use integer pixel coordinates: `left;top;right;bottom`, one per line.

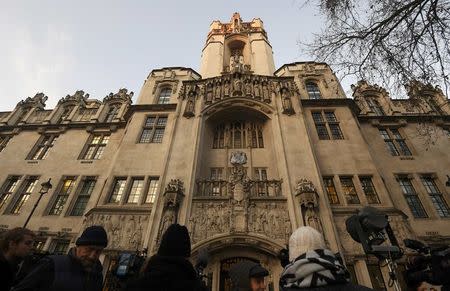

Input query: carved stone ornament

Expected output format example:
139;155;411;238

17;93;48;109
83;213;148;250
230;151;247;165
103;88;133;104
58;90;89;106
295;178;317;196
164;179;184;194
188;201;291;245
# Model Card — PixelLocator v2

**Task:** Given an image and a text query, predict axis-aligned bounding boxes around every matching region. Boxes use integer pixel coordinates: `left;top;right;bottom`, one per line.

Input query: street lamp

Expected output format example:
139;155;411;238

23;178;52;228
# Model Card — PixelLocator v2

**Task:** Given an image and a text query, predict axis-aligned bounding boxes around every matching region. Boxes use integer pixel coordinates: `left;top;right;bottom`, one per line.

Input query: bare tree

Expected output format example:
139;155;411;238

302;0;450;97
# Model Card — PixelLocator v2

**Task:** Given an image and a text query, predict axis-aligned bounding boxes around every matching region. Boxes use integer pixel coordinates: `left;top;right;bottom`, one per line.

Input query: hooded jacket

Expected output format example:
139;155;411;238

279;249;373;291
125;255;206;291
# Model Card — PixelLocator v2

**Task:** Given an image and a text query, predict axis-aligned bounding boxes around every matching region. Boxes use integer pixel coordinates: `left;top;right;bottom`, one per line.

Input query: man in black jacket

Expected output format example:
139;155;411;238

126;223;206;291
12;225;108;291
0;227;35;291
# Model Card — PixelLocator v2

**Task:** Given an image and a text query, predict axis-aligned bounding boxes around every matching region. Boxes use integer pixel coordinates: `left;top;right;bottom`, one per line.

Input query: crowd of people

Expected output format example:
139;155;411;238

1;224;381;291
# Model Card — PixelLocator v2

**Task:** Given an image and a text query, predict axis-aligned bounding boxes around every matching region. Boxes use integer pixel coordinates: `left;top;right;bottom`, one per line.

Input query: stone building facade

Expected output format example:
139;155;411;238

0;13;449;290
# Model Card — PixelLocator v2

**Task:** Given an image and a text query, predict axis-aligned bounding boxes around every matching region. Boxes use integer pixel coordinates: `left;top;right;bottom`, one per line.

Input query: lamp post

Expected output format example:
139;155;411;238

23;178;52;228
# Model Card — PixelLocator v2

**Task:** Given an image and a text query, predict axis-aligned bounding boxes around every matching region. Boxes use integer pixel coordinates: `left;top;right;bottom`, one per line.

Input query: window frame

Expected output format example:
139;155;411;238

108;177;128;204
379;128;412;156
79;133;110;160
69;176;97;216
420;176;450;217
305;81;322;99
339;176;360;204
323;176;340;204
138;115;168;144
27;134;59;160
157;87;172;104
312;111;344;140
9;176;39;214
48;176;77;216
0;135;12;153
126;177;145;204
144;177;160;204
398;176;428;218
359;176;381;204
104;104;121;122
0;175;22;209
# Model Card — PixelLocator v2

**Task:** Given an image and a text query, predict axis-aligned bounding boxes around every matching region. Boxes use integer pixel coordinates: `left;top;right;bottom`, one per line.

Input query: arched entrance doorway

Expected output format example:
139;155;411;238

191;236;284;291
220;257;259;291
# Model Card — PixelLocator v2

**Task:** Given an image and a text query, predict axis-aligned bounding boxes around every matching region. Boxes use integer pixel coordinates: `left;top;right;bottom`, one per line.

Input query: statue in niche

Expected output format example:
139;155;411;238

206;84;213;103
233;78;243;95
262;82;270;102
159;208;176;239
245;81;253;96
224;82;230;96
230;50;244;73
304;204;323;233
214;83;221;100
253;81;261;98
281;88;294;115
184;91;195;117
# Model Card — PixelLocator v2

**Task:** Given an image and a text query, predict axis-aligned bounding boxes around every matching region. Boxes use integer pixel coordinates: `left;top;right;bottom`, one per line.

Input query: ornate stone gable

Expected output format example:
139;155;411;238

58;90;89;106
103;88;133;104
17;92;48;109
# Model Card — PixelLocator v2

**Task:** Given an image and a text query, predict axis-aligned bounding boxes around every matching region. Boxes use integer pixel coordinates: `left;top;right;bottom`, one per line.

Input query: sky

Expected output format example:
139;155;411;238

0;0;337;110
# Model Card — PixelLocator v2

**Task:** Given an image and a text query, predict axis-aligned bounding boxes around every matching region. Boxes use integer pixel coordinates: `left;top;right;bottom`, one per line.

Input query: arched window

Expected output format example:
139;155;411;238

105;105;120;122
367;98;384;115
212;121;264;149
58;105;74;123
306;82;321;99
157;88;171;104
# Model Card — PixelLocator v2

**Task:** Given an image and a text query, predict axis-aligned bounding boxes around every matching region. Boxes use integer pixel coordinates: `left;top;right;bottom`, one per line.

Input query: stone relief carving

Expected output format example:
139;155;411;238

84;213;148;250
189;201;291;245
179;75;298;116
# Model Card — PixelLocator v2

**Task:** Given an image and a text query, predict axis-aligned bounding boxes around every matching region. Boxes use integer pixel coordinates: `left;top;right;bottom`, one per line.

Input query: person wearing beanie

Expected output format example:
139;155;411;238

229;260;269;291
12;225;108;291
125;223;207;291
279;226;373;291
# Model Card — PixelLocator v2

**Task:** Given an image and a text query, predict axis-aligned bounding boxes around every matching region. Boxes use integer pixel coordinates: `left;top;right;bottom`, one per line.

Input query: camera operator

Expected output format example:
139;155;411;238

404;239;450;291
0;227;35;291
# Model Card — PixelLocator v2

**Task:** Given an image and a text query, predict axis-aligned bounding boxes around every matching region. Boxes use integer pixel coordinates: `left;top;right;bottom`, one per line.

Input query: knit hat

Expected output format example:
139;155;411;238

229;261;269;291
157;224;191;257
76;225;108;248
289;226;325;261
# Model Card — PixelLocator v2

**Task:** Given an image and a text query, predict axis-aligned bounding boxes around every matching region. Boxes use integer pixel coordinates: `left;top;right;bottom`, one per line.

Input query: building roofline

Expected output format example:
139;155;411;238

274;61;329;75
148;67;202;79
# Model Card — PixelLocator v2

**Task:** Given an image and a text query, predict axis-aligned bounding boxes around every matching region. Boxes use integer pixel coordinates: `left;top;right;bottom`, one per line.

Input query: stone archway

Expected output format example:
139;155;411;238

191;236;285;291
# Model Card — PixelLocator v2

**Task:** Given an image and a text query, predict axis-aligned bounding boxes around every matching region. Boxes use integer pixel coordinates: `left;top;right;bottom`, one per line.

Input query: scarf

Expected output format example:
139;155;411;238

280;249;349;288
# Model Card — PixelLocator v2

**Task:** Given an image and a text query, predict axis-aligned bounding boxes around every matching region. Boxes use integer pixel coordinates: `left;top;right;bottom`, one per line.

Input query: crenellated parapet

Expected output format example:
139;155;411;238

179;73;298;117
